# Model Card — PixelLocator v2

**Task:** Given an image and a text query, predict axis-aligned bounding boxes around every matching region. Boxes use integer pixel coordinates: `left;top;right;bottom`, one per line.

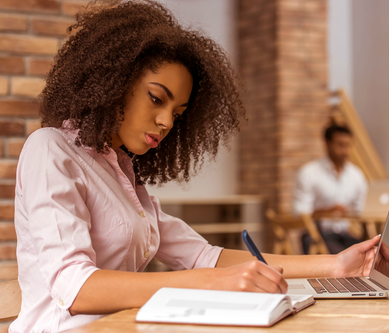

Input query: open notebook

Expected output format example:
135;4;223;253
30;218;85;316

136;288;315;327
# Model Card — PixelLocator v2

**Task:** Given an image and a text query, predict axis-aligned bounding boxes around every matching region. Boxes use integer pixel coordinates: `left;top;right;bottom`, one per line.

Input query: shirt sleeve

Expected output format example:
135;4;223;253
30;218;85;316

17;129;99;310
350;170;368;214
149;196;223;271
293;166;315;215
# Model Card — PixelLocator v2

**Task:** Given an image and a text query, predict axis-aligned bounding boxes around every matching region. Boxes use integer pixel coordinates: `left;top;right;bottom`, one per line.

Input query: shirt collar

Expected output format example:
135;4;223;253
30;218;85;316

322;156;351;176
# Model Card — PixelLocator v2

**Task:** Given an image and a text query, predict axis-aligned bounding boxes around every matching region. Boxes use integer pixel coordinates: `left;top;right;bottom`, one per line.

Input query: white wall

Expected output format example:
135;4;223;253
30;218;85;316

328;0;389;173
352;0;389;172
328;0;353;99
146;0;239;198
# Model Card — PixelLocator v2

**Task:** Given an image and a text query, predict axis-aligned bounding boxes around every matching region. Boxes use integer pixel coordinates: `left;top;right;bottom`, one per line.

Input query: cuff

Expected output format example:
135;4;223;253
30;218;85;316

193;244;223;269
51;262;100;310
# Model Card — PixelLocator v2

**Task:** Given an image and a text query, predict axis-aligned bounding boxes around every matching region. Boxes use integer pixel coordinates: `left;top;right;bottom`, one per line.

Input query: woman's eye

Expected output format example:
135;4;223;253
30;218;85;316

148;91;162;105
173;113;183;121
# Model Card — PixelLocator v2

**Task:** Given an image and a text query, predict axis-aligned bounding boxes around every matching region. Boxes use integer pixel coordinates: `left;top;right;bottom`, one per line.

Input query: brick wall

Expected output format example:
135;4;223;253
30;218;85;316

238;0;328;213
0;0;329;275
0;0;89;284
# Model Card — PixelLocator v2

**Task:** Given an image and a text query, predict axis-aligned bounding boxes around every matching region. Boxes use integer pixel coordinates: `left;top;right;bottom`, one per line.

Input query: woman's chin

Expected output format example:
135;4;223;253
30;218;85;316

131;146;152;155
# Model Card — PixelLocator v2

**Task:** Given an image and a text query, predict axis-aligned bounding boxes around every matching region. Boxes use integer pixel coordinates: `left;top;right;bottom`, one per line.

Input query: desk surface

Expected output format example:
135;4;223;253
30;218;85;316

65;299;389;333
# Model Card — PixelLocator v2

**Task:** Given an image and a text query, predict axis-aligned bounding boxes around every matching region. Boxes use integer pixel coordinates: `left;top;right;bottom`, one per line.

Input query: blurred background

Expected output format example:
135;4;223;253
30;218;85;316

1;0;389;280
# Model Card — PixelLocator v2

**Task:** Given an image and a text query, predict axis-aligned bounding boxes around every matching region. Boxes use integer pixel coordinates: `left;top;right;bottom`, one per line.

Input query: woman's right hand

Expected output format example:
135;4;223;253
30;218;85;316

211;260;288;294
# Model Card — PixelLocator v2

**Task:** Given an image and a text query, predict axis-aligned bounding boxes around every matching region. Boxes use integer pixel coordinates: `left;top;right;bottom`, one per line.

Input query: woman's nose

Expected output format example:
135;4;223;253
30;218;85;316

156;109;174;130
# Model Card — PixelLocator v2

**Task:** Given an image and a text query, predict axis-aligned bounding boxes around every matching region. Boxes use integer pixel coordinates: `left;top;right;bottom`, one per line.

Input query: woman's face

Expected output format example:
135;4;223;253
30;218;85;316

111;62;193;154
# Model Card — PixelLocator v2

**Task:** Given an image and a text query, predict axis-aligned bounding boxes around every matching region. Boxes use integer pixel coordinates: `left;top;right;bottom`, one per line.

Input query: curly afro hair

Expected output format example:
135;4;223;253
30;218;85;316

40;0;245;185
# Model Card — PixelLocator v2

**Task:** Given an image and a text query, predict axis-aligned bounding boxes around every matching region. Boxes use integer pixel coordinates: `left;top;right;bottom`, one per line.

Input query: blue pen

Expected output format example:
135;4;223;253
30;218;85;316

242;230;268;264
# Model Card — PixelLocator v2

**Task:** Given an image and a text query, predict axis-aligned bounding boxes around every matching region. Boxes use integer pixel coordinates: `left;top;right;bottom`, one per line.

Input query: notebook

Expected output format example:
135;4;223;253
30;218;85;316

136;287;315;327
287;211;389;299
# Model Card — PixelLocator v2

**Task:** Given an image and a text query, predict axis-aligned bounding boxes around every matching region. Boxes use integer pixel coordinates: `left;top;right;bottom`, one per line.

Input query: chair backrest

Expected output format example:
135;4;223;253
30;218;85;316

0;279;21;320
266;209;329;255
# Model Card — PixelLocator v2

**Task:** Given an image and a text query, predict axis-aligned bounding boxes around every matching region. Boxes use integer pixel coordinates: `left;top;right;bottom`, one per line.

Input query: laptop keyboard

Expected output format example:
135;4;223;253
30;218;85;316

308;277;388;294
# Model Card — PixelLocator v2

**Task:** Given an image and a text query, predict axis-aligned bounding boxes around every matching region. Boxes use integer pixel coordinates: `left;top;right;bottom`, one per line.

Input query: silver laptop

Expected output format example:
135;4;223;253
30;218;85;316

362;180;389;217
287;212;389;299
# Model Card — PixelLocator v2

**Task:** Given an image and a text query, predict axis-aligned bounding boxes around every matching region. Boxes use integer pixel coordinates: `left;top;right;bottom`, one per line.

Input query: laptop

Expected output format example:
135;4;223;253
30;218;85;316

361;180;389;217
287;211;389;299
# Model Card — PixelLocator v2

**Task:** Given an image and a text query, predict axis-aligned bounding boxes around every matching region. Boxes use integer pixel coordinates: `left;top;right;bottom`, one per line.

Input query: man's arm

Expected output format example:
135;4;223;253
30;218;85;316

293;166;315;215
312;204;348;218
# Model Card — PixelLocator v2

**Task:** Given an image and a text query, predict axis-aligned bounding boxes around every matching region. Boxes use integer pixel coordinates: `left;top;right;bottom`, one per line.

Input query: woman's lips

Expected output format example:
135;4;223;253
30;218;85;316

145;133;160;148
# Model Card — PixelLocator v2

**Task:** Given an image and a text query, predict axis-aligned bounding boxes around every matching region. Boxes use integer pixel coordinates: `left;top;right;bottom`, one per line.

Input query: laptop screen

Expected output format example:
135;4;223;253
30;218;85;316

372;213;389;279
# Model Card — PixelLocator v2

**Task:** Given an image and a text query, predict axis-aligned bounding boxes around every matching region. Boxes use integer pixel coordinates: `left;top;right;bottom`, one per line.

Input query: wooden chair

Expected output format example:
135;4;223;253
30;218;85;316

266;209;330;255
0;279;21;321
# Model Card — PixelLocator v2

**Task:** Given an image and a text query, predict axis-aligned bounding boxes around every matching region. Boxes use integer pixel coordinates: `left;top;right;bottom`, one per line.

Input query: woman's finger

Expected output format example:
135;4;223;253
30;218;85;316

252;274;287;294
355;234;381;253
252;261;288;293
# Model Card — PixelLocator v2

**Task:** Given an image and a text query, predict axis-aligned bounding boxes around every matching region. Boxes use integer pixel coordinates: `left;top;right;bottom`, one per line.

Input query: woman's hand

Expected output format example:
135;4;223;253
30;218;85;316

212;260;288;294
333;234;381;277
373;239;389;276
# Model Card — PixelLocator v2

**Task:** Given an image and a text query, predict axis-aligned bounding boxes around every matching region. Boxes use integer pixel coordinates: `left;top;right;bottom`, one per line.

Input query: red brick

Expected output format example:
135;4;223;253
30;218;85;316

0;222;16;241
0;14;27;32
26;119;41;135
11;77;46;98
61;0;90;17
28;57;53;76
0;100;39;117
6;138;25;158
31;17;75;38
0;0;60;14
0;183;15;199
0;120;25;136
0;201;14;220
0;260;18;280
0;34;59;56
0;160;17;179
238;0;327;213
0;242;16;260
0;56;25;75
0;76;8;95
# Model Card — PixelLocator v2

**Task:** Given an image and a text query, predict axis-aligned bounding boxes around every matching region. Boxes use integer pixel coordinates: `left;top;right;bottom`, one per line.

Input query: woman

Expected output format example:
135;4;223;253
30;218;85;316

10;0;380;332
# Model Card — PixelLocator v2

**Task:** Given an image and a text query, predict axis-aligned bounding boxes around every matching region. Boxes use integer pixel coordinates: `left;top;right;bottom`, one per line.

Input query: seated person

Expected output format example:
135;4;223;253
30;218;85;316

10;3;379;332
294;124;368;253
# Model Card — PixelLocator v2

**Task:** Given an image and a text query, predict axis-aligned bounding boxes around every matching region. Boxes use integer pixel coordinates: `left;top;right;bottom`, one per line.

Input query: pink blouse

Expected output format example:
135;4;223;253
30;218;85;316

10;127;222;332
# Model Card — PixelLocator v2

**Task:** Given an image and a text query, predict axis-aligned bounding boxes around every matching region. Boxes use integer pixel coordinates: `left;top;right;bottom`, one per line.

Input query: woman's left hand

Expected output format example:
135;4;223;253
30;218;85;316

333;234;381;277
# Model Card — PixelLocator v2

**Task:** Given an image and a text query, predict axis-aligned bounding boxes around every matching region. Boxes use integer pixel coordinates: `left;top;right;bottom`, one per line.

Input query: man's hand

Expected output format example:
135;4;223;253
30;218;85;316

313;204;349;218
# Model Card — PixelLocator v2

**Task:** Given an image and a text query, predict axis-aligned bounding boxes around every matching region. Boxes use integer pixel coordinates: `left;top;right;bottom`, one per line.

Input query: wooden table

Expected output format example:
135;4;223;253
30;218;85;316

64;299;389;333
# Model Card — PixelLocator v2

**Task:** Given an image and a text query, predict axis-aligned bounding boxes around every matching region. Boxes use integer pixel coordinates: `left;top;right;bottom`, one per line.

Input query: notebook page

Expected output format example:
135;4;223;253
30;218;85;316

289;294;315;312
136;288;293;326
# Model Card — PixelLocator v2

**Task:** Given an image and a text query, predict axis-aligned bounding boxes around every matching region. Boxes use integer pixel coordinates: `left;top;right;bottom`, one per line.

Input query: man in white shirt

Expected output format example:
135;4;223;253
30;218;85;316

294;125;368;253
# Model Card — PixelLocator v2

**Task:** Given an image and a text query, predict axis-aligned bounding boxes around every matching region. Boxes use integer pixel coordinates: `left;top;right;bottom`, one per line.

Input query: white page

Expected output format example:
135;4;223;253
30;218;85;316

288;294;315;311
136;288;293;326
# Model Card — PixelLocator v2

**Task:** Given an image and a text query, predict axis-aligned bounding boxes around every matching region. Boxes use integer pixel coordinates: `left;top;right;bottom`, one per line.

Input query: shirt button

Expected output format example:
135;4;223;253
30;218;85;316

59;299;64;306
139;211;146;218
144;251;149;258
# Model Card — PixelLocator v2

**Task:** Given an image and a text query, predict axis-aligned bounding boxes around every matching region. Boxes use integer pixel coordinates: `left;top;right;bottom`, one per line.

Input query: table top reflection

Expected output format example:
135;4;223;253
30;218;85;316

64;298;389;333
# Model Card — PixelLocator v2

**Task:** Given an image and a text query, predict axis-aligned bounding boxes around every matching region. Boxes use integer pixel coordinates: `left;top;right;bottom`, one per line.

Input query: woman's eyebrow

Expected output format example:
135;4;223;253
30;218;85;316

149;82;189;107
149;82;174;100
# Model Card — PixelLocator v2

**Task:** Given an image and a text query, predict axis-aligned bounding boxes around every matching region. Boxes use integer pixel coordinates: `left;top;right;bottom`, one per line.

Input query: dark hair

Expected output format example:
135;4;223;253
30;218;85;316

39;0;245;185
324;125;352;142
